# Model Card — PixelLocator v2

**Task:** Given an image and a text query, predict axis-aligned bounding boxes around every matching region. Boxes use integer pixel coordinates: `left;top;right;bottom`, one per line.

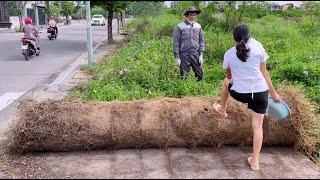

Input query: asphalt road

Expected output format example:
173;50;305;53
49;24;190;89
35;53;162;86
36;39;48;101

0;20;109;99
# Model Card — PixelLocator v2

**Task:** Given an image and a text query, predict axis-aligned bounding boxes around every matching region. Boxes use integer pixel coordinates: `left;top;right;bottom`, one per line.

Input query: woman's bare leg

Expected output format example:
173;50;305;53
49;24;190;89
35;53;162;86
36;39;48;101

250;111;265;169
218;78;231;115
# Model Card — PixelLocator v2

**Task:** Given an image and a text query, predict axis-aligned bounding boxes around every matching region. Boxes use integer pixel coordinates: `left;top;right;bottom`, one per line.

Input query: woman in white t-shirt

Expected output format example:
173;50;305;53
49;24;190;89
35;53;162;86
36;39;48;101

213;24;281;171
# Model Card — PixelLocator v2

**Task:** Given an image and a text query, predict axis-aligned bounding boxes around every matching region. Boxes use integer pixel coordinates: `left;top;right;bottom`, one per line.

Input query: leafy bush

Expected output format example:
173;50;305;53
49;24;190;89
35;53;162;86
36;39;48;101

242;2;269;19
91;5;106;17
197;3;218;29
72;6;85;20
276;9;304;18
299;18;320;38
50;4;62;18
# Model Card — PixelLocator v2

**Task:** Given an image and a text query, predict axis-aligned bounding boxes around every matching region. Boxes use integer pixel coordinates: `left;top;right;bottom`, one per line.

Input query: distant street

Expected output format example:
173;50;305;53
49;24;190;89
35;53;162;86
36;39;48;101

0;20;112;98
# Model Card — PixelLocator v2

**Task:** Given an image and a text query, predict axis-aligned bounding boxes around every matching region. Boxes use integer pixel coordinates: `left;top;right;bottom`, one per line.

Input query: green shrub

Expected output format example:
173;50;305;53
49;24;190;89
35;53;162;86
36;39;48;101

197;3;218;29
280;9;304;18
91;5;106;17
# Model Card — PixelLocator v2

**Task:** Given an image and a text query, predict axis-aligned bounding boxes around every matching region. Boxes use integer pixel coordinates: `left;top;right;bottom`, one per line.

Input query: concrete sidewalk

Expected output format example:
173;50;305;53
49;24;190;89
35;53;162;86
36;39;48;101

1;146;319;178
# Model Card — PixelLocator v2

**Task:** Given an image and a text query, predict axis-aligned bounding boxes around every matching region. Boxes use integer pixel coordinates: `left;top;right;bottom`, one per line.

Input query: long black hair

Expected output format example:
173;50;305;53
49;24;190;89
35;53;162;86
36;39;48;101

233;24;250;62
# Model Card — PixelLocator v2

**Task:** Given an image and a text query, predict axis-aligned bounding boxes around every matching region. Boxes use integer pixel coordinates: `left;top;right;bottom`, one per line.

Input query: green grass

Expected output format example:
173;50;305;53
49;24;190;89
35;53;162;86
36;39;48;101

68;13;320;160
71;13;320;105
70;14;224;101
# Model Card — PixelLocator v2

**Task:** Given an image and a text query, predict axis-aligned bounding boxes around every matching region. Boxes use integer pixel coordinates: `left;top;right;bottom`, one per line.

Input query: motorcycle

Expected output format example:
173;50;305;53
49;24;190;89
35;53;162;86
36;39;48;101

21;33;40;60
47;26;57;40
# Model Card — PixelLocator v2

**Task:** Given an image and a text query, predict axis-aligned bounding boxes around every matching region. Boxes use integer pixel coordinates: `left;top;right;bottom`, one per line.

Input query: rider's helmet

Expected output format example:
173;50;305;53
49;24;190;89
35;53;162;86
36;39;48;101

24;17;32;24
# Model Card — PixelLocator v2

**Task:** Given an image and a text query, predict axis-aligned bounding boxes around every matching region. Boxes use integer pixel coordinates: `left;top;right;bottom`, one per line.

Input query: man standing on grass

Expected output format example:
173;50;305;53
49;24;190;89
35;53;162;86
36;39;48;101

172;7;205;81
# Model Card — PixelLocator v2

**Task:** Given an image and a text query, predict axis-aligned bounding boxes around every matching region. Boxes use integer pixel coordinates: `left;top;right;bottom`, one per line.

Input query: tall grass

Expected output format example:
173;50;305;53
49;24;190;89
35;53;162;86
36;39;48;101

72;13;320;105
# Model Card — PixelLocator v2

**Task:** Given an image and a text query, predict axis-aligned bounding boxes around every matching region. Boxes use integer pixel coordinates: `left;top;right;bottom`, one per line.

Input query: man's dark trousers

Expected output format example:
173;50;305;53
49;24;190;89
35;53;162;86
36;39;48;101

179;51;203;81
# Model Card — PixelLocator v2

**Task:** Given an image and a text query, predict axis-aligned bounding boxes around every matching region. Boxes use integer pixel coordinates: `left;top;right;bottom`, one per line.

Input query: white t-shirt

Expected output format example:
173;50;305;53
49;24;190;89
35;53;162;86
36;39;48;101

223;38;269;93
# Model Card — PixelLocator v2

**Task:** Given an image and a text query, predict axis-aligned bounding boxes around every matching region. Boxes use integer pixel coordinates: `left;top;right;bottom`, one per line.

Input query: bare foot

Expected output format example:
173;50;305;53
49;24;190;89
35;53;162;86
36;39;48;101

247;156;260;171
212;103;228;118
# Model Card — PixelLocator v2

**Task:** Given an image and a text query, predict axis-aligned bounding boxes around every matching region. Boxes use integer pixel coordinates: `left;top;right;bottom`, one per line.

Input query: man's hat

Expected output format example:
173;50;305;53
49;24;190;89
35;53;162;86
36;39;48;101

183;7;201;16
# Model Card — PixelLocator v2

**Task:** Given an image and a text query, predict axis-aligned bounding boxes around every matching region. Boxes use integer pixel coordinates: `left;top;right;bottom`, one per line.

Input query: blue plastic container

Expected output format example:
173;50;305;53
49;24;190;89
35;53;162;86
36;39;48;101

265;97;291;121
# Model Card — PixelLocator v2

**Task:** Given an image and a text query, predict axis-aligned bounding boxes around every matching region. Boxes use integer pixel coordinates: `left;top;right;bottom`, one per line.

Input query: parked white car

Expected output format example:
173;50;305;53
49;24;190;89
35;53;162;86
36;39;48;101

91;14;105;26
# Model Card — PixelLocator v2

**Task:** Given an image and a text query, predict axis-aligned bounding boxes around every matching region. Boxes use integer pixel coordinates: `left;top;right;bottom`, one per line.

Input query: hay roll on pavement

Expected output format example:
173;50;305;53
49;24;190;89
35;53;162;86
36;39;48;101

7;87;319;156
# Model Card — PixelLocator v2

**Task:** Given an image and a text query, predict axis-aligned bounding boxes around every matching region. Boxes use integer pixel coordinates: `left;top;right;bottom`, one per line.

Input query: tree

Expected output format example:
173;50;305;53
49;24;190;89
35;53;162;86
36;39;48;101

91;5;106;17
45;1;50;24
50;4;62;18
92;1;130;43
8;1;20;16
114;2;128;34
61;1;75;25
11;1;27;30
197;2;218;29
91;1;114;43
73;5;85;20
222;1;248;32
120;3;128;26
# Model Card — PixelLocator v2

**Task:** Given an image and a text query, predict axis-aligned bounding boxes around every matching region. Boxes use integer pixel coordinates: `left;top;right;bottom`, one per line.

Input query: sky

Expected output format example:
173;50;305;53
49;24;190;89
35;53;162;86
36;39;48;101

164;1;172;8
164;1;304;8
268;1;303;6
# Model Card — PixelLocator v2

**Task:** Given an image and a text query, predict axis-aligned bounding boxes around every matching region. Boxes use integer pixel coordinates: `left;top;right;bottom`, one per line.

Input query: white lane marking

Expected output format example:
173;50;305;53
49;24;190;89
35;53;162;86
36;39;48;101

0;57;11;59
0;91;26;112
58;23;83;29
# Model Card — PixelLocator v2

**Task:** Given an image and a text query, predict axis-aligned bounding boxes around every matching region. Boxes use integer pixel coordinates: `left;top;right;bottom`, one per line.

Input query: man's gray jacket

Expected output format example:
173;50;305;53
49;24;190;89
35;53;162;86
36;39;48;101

172;20;205;59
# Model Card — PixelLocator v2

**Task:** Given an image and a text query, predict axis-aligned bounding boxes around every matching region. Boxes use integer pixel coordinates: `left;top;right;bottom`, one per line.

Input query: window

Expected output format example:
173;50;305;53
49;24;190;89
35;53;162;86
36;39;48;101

93;15;103;18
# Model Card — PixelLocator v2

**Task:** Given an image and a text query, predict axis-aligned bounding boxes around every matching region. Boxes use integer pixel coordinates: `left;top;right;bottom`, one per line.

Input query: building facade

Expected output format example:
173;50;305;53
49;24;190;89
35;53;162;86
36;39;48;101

0;1;10;23
24;1;46;26
282;3;295;11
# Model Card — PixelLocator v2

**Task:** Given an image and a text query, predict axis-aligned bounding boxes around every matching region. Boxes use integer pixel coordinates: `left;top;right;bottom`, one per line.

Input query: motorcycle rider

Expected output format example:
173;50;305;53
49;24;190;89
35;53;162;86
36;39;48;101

49;17;58;35
22;17;40;50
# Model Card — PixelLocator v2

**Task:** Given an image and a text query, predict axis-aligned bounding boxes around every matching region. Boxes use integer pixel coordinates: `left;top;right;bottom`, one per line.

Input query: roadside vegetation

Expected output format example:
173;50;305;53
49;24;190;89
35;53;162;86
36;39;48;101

69;1;320;163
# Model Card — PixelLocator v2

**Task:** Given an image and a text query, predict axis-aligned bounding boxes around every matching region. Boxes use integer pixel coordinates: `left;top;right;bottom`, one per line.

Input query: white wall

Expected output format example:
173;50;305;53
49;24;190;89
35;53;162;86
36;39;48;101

9;16;20;28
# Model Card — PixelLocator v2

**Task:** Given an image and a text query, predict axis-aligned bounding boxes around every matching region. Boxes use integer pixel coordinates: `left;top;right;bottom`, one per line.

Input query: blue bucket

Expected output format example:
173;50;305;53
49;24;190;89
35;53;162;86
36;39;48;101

265;97;291;121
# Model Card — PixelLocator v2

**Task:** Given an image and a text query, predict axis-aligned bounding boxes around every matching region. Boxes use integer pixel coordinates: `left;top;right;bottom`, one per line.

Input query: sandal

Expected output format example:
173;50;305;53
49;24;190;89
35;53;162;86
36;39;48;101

247;156;260;171
212;103;228;118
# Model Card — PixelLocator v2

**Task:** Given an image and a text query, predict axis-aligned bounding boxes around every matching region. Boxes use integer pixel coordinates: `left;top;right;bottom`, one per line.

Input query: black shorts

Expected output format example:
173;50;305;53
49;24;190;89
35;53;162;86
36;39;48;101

228;83;269;114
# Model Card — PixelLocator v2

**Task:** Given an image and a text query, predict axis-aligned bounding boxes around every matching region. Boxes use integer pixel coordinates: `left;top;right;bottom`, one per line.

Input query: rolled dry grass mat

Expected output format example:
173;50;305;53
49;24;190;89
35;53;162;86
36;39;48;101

5;86;320;161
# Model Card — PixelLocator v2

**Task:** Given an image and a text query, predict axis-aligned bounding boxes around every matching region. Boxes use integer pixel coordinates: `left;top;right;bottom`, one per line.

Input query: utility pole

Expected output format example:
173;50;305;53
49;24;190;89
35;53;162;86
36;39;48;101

34;1;39;26
85;1;93;68
23;1;27;19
